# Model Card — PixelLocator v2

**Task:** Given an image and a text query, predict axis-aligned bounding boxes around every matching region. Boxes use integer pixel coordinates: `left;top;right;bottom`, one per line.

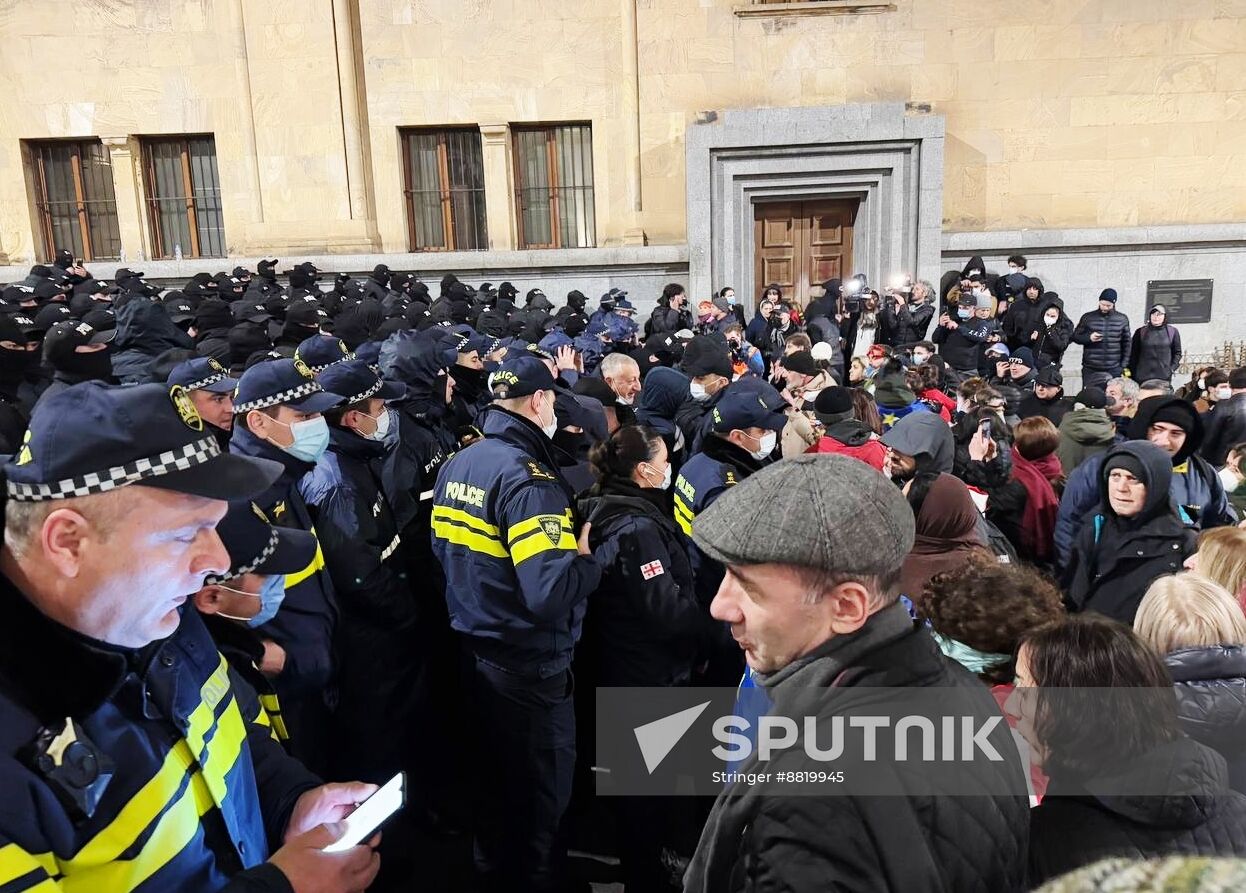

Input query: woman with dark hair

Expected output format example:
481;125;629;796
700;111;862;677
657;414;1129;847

849;386;883;435
898;472;993;602
1007;615;1246;886
1009;416;1063;566
577;425;704;891
907;361;955;422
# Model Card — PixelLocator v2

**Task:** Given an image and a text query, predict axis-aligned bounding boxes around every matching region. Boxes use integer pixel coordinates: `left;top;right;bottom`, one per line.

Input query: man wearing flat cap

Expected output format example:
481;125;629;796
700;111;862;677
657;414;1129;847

431;354;599;893
684;453;1029;892
0;383;380;892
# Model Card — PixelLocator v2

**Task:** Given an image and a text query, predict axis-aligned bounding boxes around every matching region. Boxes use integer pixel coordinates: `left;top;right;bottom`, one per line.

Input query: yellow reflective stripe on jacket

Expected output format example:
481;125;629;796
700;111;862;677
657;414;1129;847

258;693;290;742
673;494;695;536
431;506;508;558
58;654;247;890
0;843;58;888
285;535;326;589
508;513;577;566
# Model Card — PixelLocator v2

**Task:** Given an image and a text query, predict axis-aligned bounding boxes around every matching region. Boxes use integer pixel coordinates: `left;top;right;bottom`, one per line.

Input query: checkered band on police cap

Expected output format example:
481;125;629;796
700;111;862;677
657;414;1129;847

232;379;324;414
187;371;229;391
204;525;279;585
339;376;387;405
6;435;222;502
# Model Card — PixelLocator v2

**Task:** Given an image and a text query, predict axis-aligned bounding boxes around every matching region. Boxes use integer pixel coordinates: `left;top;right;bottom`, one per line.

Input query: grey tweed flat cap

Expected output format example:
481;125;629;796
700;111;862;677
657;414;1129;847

693;453;916;575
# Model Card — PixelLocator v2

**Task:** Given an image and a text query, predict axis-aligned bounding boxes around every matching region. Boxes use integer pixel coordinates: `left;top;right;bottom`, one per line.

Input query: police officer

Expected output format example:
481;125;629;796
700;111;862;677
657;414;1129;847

431;355;600;893
167;355;239;451
674;386;787;682
295;333;355;374
192;499;317;749
303;360;420;782
0;382;380;892
230;358;343;774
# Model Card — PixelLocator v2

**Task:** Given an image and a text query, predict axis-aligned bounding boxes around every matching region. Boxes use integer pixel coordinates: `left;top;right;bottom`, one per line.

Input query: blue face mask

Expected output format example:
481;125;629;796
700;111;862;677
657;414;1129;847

957;308;973;320
273;416;330;463
215;574;287;628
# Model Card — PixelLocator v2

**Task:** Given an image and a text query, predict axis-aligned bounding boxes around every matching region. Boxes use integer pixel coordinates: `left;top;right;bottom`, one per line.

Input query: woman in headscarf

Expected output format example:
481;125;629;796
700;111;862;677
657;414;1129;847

1009;417;1063;567
898;472;993;602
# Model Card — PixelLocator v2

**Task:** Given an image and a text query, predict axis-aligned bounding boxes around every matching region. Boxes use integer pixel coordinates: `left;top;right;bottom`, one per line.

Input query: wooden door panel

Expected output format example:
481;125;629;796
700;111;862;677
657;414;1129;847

753;198;857;306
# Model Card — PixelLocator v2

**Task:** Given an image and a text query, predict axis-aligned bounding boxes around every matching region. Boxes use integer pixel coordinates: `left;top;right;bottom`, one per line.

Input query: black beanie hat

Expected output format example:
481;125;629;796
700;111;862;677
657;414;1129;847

1150;401;1197;437
1103;451;1147;488
813;387;854;426
679;335;732;379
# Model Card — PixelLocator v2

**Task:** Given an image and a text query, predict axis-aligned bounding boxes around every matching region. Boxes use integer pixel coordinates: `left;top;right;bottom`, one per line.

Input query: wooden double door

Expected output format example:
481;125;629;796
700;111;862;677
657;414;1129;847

753;198;857;306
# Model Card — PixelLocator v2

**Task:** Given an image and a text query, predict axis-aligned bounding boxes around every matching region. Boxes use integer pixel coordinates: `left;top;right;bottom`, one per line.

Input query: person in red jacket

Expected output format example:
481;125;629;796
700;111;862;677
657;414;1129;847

806;386;885;470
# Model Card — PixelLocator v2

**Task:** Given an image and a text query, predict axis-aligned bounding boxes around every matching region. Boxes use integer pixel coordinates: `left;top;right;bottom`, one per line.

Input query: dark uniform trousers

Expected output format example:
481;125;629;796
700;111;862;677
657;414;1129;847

431;409;601;893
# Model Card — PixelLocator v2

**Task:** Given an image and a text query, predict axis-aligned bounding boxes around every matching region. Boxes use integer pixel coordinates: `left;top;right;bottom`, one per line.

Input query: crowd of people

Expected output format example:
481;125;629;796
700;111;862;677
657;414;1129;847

0;249;1245;892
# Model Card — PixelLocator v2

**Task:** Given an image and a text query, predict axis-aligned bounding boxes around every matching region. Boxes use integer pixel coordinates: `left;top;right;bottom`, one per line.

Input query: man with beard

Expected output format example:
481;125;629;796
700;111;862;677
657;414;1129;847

167;356;239;451
1073;288;1131;389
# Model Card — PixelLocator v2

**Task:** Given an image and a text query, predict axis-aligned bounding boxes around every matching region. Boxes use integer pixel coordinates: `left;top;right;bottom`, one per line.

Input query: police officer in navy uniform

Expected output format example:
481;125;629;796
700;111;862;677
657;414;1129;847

431;355;601;893
230;358;344;775
167;356;239;452
674;385;788;683
302;361;422;783
0;382;380;892
192;499;318;751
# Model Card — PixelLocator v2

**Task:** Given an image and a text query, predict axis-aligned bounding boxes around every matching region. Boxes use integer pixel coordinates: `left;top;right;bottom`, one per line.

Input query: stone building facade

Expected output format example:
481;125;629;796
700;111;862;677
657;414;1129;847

1;0;1244;368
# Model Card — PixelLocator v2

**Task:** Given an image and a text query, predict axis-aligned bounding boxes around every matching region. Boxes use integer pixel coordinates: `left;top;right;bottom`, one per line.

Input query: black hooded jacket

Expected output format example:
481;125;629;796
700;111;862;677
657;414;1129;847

1032;295;1075;368
1127;317;1183;383
1063;440;1197;623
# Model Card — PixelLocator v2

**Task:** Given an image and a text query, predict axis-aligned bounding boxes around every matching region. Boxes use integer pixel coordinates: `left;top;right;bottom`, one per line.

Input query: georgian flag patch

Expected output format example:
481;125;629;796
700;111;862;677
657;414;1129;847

640;560;664;580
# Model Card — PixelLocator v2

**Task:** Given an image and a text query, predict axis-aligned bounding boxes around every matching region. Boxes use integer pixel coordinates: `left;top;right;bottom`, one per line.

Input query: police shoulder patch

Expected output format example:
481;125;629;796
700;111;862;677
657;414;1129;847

538;515;563;545
169;385;204;431
526;460;557;482
724;470;738;487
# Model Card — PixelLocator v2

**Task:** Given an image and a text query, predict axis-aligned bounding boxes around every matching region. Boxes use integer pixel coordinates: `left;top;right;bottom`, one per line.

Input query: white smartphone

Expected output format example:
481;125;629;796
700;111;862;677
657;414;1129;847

321;772;406;853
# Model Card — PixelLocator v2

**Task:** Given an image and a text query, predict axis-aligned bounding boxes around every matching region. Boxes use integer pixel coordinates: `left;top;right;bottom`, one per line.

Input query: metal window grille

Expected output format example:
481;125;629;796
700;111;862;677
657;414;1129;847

142;135;225;259
401;128;488;252
31;140;122;262
512;123;595;250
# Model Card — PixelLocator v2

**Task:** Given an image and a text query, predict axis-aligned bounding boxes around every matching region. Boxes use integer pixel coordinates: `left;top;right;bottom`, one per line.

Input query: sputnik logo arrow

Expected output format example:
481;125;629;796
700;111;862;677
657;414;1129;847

633;701;711;774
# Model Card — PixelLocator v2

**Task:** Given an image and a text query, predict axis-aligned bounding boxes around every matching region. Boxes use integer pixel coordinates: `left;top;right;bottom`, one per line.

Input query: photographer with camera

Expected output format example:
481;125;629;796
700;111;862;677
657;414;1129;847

880;274;935;348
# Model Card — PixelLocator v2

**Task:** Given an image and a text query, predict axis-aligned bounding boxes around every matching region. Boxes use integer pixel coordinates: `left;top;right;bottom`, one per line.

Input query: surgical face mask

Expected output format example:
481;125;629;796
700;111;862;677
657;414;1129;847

215;574;287;628
539;392;558;439
689;381;710;402
1216;386;1233;401
1043;314;1059;326
745;430;777;461
271;415;330;463
725;294;737;306
957;308;973;320
361;407;392;442
912;351;929;366
642;462;672;490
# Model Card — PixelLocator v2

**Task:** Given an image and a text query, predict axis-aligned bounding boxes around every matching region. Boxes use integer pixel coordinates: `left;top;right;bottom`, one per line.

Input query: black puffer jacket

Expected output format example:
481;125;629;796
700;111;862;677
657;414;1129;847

1028;737;1246;886
684;603;1030;893
1032;296;1075;368
1202;393;1246;468
1073;307;1131;373
1128;321;1183;383
1167;645;1246;795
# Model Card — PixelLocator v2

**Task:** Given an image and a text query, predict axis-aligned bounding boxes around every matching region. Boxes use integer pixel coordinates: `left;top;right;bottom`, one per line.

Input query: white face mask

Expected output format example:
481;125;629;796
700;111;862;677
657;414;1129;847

538;392;558;439
689;381;710;402
1044;315;1059;326
642;462;672;490
913;352;930;366
361;407;392;442
746;430;777;461
1216;387;1233;401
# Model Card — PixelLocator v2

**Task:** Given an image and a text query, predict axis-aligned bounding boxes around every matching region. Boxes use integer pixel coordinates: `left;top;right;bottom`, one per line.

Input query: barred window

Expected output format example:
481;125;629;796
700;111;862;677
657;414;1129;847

29;140;121;262
401;128;487;252
142;135;225;259
512;123;595;250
